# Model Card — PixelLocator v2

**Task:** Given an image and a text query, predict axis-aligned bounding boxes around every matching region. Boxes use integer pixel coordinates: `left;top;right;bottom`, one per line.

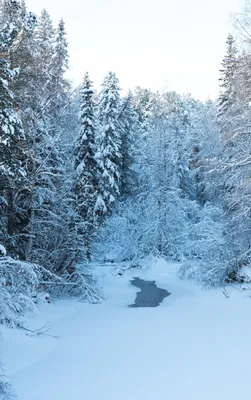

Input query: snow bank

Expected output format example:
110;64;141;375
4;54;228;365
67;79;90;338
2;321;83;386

2;258;251;400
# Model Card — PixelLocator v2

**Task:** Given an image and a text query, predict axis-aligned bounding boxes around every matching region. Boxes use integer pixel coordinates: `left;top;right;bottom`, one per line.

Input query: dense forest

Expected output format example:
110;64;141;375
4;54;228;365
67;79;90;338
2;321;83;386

1;0;251;396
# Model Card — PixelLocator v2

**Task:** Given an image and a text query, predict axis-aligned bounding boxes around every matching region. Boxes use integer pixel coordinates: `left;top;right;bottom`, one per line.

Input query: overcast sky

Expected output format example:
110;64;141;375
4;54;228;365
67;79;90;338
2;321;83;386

26;0;244;100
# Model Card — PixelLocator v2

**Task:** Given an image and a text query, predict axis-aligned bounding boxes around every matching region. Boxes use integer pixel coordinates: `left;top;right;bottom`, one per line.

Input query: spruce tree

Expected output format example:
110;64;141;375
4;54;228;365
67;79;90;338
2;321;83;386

133;86;154;132
9;7;37;99
52;19;69;88
74;72;98;260
0;59;26;190
0;0;22;28
0;58;27;249
35;9;55;98
49;18;69;117
0;0;21;49
36;9;55;59
218;34;238;114
95;72;121;220
118;91;138;196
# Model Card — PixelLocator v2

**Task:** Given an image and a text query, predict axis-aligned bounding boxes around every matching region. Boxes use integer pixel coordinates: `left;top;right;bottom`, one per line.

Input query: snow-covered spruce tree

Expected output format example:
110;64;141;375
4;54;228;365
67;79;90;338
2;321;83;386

35;9;55;73
74;73;98;260
0;0;22;28
218;34;238;116
0;56;28;253
0;58;25;181
49;18;70;118
20;0;26;18
9;7;37;98
95;72;121;221
118;91;139;197
4;7;38;261
51;19;69;90
133;86;155;132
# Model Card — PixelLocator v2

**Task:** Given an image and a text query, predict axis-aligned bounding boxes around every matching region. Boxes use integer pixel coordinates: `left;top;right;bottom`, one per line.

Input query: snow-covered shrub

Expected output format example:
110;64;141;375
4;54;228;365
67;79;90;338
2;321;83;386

93;198;144;262
0;362;16;399
94;190;234;287
43;271;102;304
178;203;234;287
179;259;232;288
0;256;40;326
0;241;101;325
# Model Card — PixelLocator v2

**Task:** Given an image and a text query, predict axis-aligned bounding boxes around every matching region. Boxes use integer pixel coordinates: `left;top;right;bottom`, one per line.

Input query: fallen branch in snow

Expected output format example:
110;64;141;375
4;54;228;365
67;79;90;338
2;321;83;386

17;323;60;339
222;288;230;298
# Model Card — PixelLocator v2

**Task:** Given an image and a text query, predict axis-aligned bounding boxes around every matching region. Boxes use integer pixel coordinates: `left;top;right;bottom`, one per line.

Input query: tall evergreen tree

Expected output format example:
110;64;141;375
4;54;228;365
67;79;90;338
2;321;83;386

133;86;154;132
95;72;121;220
49;18;69;118
35;9;55;100
36;9;55;59
20;0;26;19
52;19;69;88
0;59;26;192
118;91;139;196
218;34;238;115
0;57;27;251
74;72;98;260
0;0;22;27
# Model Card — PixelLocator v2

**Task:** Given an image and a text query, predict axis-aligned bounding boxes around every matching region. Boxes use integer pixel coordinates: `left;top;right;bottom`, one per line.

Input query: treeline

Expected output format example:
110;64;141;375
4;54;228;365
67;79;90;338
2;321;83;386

1;0;251;323
94;90;228;287
95;2;251;287
0;0;146;332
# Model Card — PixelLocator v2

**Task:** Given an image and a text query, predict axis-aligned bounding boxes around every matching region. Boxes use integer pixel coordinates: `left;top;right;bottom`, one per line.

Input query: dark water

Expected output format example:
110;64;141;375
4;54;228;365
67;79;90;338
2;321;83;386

129;277;171;308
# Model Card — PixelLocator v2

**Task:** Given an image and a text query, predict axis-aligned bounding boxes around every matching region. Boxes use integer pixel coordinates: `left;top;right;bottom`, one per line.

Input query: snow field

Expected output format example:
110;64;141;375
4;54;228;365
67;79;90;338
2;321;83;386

2;259;251;400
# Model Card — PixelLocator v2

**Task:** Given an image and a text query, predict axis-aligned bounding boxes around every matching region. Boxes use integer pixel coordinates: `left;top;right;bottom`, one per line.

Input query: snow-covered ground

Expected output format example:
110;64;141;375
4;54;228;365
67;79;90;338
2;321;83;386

2;259;251;399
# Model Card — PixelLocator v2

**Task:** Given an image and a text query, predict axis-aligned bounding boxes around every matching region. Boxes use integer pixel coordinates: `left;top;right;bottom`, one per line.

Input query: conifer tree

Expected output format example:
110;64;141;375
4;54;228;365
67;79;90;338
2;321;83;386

52;19;69;89
35;9;55;99
20;0;26;19
0;59;26;191
36;9;55;59
0;58;27;250
218;34;238;114
118;91;139;196
0;0;22;27
133;86;154;132
49;18;69;118
74;72;98;260
95;72;121;220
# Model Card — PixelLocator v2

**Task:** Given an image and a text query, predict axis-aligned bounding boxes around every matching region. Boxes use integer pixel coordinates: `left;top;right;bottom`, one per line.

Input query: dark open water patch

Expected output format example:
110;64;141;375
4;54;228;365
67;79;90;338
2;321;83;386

129;277;171;308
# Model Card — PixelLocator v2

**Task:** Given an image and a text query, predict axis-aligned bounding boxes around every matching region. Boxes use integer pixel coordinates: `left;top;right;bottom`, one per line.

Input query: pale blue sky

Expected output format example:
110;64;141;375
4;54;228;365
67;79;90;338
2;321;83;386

26;0;244;100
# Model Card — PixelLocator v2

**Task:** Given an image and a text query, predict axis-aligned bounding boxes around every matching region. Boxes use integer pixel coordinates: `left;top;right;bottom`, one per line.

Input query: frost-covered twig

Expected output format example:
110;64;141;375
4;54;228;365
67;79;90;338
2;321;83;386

17;323;60;339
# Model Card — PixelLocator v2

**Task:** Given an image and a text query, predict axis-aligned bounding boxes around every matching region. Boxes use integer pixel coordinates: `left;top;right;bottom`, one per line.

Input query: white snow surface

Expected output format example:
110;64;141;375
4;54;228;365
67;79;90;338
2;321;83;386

2;258;251;400
0;244;7;256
